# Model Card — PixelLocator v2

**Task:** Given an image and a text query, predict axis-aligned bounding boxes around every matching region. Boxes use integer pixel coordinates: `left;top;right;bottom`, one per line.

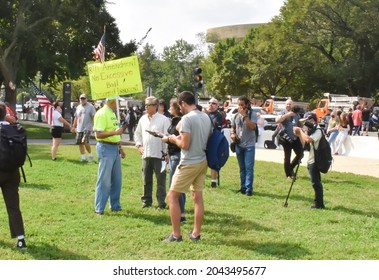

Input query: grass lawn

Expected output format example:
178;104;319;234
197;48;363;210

0;124;378;260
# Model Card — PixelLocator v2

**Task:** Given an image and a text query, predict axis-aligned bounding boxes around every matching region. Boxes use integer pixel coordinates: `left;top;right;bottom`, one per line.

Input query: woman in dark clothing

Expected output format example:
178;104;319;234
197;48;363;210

167;100;186;222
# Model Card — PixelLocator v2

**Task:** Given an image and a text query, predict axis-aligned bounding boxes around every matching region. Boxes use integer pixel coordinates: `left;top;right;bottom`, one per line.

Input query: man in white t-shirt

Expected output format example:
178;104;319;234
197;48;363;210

73;94;96;162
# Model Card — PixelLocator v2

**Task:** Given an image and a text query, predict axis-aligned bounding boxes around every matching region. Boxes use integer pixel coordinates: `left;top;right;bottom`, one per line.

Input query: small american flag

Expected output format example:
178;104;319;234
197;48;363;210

93;31;106;63
30;80;53;125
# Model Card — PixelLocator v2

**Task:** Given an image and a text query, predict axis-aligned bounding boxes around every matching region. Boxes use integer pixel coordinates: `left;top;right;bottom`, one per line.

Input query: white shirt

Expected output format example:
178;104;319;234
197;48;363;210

134;112;170;159
52;110;63;127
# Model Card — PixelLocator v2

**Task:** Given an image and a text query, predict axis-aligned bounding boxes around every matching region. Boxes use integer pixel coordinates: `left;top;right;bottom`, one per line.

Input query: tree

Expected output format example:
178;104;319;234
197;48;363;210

208;38;251;99
280;0;379;97
138;40;202;103
0;0;136;109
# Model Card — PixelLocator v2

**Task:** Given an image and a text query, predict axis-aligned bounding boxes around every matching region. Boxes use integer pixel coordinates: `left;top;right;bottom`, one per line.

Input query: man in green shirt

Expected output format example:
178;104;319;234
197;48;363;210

93;97;126;215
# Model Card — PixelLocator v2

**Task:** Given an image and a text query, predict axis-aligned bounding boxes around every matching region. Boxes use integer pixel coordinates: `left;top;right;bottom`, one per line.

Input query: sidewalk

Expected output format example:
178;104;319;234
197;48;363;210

254;147;379;179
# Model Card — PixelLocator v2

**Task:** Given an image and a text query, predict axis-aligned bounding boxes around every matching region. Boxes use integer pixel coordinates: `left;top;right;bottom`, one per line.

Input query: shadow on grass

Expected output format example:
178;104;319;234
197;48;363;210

204;210;275;233
322;178;364;188
107;209;170;226
222;239;311;259
20;183;52;190
332;205;379;218
229;189;313;206
0;240;90;260
106;208;275;234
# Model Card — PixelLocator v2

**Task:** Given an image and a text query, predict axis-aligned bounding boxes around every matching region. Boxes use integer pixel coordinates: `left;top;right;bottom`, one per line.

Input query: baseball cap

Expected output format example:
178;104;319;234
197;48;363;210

106;96;117;102
304;112;317;122
79;94;87;99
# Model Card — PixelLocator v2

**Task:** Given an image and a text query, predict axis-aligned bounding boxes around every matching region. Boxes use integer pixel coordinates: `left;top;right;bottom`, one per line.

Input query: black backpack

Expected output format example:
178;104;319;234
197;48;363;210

313;128;333;173
0;123;31;181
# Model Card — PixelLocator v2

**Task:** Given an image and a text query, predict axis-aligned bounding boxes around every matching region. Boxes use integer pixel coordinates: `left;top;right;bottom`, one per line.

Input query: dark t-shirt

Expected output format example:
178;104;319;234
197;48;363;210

362;108;371;122
167;116;181;155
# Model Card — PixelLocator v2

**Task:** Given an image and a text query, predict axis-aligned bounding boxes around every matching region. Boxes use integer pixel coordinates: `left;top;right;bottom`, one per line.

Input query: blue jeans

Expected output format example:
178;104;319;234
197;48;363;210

307;163;324;208
327;130;338;144
235;145;256;193
94;142;122;213
169;152;186;215
327;130;339;154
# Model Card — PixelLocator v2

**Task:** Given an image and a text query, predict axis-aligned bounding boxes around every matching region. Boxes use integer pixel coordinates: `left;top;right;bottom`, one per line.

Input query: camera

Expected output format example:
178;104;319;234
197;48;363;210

304;121;317;135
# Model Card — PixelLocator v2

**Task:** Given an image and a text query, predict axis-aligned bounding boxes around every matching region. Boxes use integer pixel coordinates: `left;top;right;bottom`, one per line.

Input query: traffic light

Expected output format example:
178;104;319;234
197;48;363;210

193;67;203;89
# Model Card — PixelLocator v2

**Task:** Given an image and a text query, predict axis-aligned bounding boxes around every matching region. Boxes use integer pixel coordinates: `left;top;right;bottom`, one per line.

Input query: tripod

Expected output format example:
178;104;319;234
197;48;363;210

283;161;301;207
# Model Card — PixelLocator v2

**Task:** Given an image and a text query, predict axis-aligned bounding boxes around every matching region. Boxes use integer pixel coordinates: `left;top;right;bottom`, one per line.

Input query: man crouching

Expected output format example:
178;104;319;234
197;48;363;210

294;113;325;209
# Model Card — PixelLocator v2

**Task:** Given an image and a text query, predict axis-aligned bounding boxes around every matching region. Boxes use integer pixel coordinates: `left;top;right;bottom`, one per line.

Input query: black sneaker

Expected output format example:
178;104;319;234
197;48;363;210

180;217;187;223
162;234;183;242
16;239;27;249
187;232;201;242
246;191;253;196
309;205;325;210
142;203;152;208
236;188;246;194
211;182;217;188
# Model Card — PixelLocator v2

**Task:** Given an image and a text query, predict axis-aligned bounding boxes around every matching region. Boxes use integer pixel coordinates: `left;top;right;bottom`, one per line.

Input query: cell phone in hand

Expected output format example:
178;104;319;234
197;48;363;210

145;130;163;138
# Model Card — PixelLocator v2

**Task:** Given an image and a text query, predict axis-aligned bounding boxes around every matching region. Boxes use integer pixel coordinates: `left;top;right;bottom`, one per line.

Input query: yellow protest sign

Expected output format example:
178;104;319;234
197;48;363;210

88;56;143;100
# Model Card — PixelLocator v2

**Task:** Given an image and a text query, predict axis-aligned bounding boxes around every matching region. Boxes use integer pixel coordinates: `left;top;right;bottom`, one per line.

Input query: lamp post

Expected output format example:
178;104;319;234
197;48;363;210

37;73;43;122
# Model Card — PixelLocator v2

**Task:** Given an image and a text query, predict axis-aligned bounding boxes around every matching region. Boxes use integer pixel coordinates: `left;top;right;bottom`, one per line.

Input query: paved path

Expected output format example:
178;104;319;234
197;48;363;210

254;147;379;179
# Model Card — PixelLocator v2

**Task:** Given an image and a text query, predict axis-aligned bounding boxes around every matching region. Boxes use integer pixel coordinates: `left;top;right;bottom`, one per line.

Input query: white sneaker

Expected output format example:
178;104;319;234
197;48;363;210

81;158;87;162
88;155;94;162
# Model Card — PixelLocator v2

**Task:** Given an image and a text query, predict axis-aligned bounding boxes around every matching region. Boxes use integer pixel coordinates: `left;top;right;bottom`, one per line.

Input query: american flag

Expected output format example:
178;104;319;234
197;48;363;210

93;31;106;63
30;80;53;125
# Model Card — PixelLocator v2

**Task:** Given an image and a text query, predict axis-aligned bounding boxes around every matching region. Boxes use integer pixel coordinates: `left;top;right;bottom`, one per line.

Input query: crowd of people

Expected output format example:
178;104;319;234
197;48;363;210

2;92;378;247
322;103;379;155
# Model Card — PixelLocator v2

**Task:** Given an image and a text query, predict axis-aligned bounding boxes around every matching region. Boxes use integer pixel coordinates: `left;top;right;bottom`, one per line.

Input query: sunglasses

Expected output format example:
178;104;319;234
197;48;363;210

80;97;86;100
209;102;217;105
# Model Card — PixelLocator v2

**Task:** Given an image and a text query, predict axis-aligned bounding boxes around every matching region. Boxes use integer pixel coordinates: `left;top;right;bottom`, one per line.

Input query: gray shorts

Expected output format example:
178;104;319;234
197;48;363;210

75;130;91;144
362;121;370;130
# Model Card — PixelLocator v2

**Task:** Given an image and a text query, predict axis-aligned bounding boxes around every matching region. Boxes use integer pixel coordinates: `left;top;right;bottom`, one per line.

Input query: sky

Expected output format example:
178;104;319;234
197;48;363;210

106;0;286;54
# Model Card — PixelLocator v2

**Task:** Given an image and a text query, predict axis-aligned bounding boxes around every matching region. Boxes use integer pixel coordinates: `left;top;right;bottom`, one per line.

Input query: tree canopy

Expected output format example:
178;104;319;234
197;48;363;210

0;0;136;107
1;0;378;110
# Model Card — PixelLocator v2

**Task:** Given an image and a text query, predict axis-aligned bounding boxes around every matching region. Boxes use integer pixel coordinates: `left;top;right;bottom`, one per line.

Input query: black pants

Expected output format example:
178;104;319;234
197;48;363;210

307;163;324;208
282;138;304;177
0;169;25;238
141;157;167;207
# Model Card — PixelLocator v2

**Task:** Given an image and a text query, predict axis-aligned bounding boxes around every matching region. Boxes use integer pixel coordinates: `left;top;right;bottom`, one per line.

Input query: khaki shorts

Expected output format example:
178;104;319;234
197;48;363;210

170;160;208;193
75;130;91;144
